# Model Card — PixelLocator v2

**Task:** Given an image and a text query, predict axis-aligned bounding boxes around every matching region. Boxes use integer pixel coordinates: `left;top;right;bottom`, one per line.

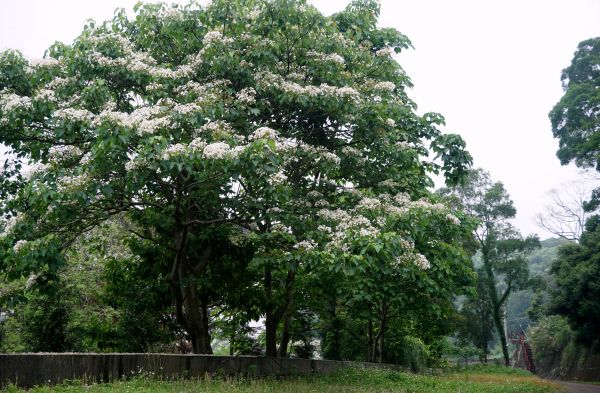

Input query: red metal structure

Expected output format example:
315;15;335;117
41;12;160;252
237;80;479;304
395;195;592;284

510;331;536;373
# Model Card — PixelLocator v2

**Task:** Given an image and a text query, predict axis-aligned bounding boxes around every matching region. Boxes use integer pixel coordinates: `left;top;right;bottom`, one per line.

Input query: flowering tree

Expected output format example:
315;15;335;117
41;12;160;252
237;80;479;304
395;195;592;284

0;0;472;355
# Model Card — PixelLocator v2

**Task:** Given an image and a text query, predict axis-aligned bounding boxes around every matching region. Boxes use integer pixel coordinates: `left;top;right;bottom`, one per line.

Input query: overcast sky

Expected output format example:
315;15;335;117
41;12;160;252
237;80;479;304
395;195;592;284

1;0;599;238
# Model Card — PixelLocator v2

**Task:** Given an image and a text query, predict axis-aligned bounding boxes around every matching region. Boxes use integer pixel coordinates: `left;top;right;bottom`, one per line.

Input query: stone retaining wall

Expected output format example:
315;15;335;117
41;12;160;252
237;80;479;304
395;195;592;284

0;353;403;388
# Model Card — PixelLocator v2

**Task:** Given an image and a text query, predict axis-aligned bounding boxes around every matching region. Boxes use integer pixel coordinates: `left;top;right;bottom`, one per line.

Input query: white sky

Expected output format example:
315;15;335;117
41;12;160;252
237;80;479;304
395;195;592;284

1;0;599;238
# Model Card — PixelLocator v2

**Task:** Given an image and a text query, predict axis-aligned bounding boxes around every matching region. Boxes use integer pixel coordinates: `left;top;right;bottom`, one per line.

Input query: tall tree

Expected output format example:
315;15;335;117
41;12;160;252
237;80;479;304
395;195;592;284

443;169;540;365
457;270;495;362
0;0;472;356
550;37;600;171
550;37;600;211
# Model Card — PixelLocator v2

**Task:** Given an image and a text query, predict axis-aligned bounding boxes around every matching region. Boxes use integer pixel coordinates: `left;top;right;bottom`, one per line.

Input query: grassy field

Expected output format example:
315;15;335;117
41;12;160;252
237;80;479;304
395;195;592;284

2;365;560;393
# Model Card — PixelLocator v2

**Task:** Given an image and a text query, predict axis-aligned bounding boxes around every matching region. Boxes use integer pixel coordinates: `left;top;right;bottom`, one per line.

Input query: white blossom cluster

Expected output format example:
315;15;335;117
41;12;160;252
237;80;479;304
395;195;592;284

202;30;234;46
29;57;60;68
0;213;23;238
48;145;83;162
45;77;74;92
314;189;459;263
13;239;28;254
87;33;163;74
175;79;230;98
173;102;201;115
410;199;446;212
250;126;278;141
54;108;94;122
189;137;207;151
414;253;431;269
306;50;345;65
294;239;317;251
58;174;88;191
357;197;381;210
203;142;231;159
396;141;412;149
318;208;379;251
22;162;49;180
394;252;431;270
236;87;256;105
318;151;341;166
197;120;233;136
373;81;396;92
89;106;170;136
270;171;288;185
255;71;360;103
92;110;129;127
271;222;292;233
149;65;194;79
341;146;362;157
0;91;32;112
162;143;188;159
375;47;395;57
25;273;38;290
138;117;170;135
161;7;183;20
86;32;202;80
386;118;396;127
287;142;341;167
34;89;57;103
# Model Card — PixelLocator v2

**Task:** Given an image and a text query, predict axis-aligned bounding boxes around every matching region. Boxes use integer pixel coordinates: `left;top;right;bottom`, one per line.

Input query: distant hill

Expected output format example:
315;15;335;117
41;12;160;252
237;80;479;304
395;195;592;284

527;237;572;276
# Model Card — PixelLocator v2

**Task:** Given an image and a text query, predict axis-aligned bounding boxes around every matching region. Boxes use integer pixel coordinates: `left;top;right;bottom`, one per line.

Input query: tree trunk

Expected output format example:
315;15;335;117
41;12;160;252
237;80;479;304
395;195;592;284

278;311;291;357
181;280;213;354
493;305;509;365
374;320;387;363
168;231;213;354
264;265;278;357
482;245;510;366
378;327;386;363
200;294;213;353
367;319;374;362
264;265;296;357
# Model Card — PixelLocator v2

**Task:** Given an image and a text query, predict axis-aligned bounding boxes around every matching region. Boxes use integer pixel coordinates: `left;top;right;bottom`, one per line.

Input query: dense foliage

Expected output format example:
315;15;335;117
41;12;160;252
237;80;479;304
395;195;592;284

548;216;600;346
0;0;474;361
550;37;600;172
442;169;540;365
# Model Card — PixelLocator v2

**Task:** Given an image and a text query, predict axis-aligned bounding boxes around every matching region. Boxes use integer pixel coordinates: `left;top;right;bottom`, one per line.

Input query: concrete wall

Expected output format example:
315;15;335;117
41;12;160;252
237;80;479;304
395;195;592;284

0;354;404;388
536;352;600;382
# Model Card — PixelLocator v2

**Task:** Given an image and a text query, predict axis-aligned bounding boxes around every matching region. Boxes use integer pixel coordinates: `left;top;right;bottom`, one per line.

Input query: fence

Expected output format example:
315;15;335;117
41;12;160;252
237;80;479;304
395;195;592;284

0;353;404;388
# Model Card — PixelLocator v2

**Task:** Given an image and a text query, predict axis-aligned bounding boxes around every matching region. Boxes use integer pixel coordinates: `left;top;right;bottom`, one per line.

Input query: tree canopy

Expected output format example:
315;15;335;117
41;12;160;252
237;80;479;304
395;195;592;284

0;0;473;357
550;37;600;171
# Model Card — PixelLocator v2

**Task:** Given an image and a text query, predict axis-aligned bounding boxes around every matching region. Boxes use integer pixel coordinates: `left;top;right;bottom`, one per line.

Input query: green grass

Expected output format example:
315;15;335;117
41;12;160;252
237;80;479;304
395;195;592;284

2;365;561;393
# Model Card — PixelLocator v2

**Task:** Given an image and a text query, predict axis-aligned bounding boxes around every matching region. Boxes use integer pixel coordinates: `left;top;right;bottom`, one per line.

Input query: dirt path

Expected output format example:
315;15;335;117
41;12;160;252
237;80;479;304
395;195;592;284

559;382;600;393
